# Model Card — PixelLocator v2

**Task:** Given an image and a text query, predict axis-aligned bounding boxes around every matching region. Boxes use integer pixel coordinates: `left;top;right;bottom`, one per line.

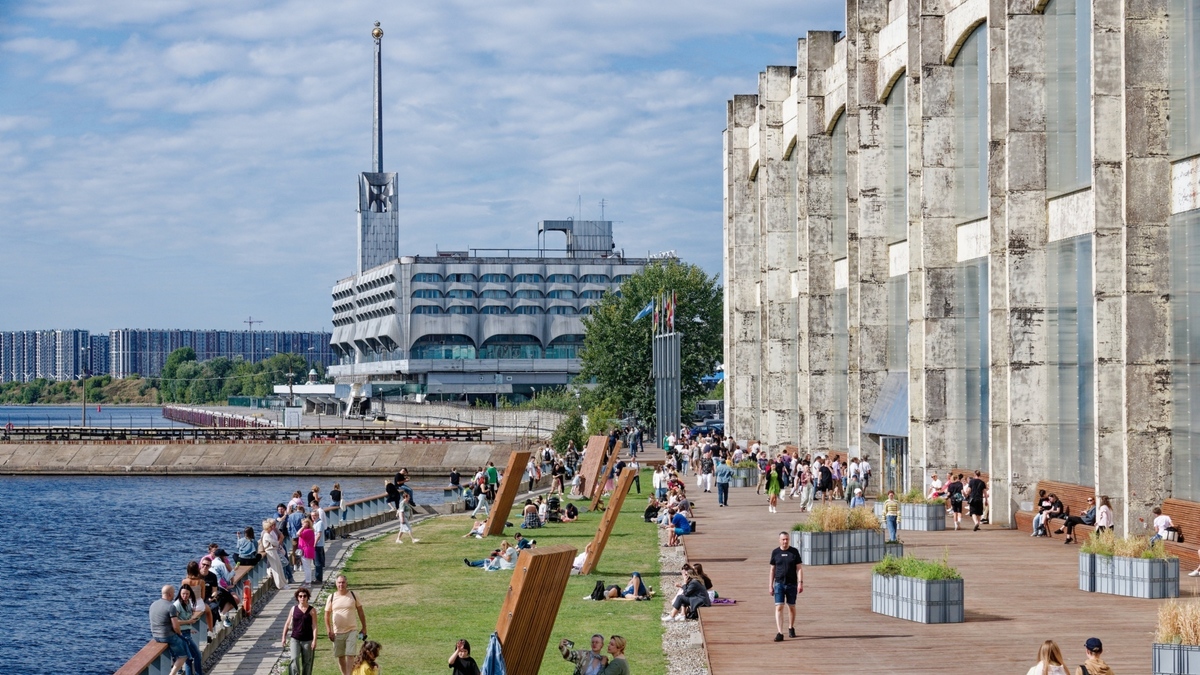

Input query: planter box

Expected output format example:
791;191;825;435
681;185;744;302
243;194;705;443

1154;643;1200;675
899;503;947;531
790;529;885;566
1079;553;1096;592
885;542;904;558
871;573;964;624
1084;555;1178;599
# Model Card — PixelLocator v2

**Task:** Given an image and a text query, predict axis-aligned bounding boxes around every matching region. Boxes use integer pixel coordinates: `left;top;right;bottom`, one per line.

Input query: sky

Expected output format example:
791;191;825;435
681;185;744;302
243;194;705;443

0;0;844;332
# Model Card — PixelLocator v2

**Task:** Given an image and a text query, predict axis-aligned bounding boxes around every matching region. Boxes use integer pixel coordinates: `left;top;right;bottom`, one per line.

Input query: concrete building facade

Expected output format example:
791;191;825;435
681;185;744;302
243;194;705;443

724;0;1200;531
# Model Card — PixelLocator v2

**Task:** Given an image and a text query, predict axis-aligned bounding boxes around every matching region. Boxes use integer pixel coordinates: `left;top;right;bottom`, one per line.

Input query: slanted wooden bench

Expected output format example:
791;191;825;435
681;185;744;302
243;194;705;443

1014;480;1096;540
1160;499;1200;572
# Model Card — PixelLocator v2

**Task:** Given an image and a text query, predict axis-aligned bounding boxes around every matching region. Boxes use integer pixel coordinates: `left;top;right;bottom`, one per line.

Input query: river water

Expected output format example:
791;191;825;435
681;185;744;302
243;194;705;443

0;404;186;428
0;474;448;675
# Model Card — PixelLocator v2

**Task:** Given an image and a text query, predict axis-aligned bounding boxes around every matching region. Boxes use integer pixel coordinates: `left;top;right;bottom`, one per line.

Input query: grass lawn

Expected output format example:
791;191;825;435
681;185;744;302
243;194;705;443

307;471;665;674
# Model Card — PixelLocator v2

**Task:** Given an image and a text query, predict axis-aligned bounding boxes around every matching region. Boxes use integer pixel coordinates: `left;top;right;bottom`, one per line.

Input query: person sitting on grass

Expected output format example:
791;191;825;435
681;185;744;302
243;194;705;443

558;634;607;675
643;496;662;522
465;540;517;570
562;502;579;523
462;520;487;538
513;532;535;550
520;499;541;529
602;572;651;600
571;542;594;573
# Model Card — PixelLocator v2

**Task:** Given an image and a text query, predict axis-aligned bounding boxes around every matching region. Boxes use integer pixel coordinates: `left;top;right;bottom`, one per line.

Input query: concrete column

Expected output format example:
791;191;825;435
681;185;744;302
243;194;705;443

757;66;801;449
723;95;761;443
805;32;839;455
1120;0;1173;528
793;41;813;457
852;0;891;474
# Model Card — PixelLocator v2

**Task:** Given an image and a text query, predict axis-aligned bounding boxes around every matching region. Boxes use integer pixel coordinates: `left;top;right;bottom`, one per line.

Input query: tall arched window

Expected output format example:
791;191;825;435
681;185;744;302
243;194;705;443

954;24;988;221
831;113;848;259
1172;0;1200;158
1045;0;1092;194
886;76;908;244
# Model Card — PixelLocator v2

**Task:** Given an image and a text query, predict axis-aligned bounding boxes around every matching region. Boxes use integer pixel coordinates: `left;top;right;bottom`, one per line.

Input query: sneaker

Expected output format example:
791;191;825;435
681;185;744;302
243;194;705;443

973;524;980;531
464;558;472;566
1189;571;1200;577
774;633;784;642
411;538;420;543
788;627;796;638
222;616;232;628
662;614;674;621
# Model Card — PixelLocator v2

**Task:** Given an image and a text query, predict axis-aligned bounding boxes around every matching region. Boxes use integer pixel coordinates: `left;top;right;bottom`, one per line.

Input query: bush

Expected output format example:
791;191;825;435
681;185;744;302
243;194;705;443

551;410;586;455
872;551;960;580
791;505;881;532
1158;601;1200;645
1080;530;1175;559
899;487;945;505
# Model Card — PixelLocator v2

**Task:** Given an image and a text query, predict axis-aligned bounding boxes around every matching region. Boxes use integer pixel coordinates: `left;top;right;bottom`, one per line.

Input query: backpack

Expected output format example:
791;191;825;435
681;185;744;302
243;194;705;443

590;580;607;602
951;489;963;504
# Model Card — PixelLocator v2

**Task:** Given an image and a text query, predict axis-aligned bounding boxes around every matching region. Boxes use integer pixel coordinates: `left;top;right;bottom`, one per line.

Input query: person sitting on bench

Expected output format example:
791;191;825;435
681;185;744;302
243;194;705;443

1054;496;1096;544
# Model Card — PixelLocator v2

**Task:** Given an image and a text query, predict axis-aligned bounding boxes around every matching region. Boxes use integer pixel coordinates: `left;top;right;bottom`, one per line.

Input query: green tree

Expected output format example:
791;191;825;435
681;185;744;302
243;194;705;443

551;409;586;455
579;259;722;426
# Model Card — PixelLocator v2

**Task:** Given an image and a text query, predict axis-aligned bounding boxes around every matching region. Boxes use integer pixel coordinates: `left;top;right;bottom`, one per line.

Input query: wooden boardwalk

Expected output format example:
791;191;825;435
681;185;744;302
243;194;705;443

685;485;1196;674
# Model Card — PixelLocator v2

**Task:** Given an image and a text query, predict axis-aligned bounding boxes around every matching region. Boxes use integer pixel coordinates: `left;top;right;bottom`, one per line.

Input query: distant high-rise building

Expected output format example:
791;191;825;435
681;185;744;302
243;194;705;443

88;334;110;376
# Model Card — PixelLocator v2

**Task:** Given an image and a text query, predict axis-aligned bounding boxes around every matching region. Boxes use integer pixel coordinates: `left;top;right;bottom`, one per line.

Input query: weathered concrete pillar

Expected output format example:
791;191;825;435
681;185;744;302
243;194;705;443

723;95;761;443
757;66;800;449
1119;0;1173;529
852;0;891;473
805;32;839;455
793;41;813;457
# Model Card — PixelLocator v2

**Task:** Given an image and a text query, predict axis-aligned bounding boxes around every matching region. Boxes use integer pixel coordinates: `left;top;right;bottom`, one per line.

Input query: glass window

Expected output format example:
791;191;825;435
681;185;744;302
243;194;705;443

547;274;578;284
446;273;476;283
412;289;442;299
1172;209;1200;499
411;305;442;315
480;305;510;315
612;275;631;283
1046;0;1092;194
479;335;543;359
886;76;908;244
480;290;510;299
513;305;543;315
953;257;990;470
580;274;609;283
831;114;847;259
547;335;584;359
580;290;605;299
833;289;848;450
411;273;442;283
446;289;476;299
954;24;988;221
1046;234;1095;485
410;335;475;360
514;290;544;299
549;305;577;315
580;305;593;314
887;275;908;372
514;274;544;283
547;290;577;299
1172;0;1200;158
447;305;476;315
480;273;510;283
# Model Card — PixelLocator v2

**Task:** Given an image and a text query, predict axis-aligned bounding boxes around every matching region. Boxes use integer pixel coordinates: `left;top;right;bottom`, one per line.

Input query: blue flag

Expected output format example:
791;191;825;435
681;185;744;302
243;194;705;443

632;299;655;323
482;632;507;675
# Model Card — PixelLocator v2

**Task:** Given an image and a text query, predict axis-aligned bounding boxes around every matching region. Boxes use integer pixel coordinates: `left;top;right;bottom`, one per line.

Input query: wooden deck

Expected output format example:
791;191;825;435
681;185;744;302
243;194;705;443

685;485;1196;674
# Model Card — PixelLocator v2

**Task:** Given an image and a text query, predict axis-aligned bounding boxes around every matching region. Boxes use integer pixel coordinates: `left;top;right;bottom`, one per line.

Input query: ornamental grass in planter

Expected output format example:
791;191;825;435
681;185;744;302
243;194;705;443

1079;530;1179;599
790;505;884;566
870;551;964;624
1154;601;1200;675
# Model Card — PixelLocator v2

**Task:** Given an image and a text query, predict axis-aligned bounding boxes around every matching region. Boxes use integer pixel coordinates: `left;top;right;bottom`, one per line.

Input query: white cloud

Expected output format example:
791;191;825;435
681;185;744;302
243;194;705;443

0;0;844;330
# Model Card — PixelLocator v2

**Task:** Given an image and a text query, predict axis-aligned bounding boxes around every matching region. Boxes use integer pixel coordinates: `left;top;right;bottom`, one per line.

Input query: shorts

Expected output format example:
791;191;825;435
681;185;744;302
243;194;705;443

950;500;963;514
333;631;358;657
398;523;411;533
154;634;189;660
969;501;984;517
773;582;797;605
673;527;688;536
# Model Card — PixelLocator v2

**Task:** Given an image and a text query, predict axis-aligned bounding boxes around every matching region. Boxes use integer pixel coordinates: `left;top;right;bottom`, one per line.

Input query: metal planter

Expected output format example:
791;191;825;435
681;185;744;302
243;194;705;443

885;542;905;558
1084;555;1178;599
1079;553;1096;592
793;529;885;566
1154;643;1200;675
899;503;947;531
871;573;964;624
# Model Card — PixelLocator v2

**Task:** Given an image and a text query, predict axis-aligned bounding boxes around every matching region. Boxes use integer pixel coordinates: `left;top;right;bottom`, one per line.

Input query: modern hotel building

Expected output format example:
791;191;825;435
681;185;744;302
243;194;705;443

723;0;1200;530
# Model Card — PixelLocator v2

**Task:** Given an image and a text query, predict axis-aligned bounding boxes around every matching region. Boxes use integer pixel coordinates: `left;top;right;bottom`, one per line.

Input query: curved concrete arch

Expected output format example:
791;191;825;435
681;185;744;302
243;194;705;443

945;17;987;65
879;67;906;105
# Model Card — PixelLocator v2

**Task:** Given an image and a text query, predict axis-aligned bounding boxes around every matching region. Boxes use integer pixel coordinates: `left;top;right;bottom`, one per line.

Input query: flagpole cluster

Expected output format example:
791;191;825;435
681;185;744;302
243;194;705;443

632;291;676;336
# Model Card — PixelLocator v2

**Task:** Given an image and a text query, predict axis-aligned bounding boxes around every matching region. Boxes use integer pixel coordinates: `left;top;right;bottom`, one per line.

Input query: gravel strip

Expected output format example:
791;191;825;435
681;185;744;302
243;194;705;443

658;527;709;675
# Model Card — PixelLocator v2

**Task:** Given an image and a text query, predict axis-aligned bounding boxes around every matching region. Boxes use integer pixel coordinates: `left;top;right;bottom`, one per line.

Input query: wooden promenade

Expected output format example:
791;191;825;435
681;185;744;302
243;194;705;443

686;485;1196;674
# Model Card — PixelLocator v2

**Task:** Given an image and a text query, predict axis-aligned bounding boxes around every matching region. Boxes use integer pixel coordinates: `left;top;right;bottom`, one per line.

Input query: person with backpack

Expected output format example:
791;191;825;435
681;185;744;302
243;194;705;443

1075;637;1114;675
946;473;966;530
967;470;988;531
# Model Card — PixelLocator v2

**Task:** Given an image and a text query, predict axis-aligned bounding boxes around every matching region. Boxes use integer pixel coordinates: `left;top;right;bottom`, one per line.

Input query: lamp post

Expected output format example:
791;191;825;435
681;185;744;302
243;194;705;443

80;346;88;429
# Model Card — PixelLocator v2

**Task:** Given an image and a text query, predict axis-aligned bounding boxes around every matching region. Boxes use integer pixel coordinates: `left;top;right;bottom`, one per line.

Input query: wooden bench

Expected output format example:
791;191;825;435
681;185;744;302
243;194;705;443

1160;499;1200;572
1013;480;1096;540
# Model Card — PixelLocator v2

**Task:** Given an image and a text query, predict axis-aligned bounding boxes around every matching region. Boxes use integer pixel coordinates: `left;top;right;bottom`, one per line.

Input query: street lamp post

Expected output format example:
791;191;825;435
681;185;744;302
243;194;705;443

80;346;88;429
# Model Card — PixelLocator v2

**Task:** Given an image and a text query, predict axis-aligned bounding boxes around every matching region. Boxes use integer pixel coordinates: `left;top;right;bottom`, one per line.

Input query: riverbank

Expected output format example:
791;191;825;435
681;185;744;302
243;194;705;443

0;441;518;475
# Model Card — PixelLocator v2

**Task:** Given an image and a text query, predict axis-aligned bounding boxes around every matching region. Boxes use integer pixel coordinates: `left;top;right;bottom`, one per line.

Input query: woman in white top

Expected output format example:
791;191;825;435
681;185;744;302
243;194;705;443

1095;495;1114;533
1150;506;1174;543
260;518;286;590
1024;639;1069;675
927;473;945;500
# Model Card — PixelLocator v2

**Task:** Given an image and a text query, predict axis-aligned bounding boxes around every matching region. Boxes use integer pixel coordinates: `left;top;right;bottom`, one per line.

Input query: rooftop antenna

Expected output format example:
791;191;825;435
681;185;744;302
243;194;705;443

576;192;582;222
371;21;384;173
244;316;263;363
599;198;607;221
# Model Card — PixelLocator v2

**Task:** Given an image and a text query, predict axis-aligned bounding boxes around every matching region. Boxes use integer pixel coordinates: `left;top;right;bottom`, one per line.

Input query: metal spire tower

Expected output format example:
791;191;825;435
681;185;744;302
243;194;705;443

356;22;400;275
371;21;383;173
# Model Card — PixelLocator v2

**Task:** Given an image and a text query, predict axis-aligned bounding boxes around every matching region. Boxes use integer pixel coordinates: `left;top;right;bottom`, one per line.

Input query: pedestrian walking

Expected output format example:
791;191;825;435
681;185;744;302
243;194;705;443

281;588;318;675
715;458;733;507
765;463;782;513
883;490;900;542
325;575;367;675
768;531;803;642
1074;637;1113;675
967;470;988;531
1025;639;1069;675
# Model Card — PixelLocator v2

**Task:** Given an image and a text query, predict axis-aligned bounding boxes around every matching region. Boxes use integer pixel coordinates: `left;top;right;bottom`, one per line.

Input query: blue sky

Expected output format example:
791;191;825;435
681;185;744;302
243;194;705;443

0;0;844;332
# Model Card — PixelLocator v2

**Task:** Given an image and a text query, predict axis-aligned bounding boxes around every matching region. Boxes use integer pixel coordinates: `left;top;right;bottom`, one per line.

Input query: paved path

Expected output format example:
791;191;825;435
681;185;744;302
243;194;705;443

685;485;1194;674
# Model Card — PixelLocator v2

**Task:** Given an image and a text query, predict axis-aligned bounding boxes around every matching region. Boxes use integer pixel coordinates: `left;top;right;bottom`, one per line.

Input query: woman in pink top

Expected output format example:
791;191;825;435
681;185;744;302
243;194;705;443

297;517;317;586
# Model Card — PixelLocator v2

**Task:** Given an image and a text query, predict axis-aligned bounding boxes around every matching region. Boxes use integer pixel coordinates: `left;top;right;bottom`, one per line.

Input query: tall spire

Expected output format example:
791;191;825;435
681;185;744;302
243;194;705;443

371;21;384;173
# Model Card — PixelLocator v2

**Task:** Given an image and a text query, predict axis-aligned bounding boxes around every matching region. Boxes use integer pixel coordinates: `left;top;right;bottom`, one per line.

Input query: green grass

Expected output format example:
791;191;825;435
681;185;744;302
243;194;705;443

872;551;961;580
308;473;665;674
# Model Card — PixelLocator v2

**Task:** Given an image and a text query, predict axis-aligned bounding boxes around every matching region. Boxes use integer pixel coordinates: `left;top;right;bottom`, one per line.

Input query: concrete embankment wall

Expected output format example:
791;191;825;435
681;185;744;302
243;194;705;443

378;401;566;438
0;441;521;476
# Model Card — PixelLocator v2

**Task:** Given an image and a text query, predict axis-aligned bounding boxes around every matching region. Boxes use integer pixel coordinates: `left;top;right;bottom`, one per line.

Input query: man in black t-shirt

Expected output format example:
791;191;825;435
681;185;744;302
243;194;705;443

768;531;803;642
967;471;988;531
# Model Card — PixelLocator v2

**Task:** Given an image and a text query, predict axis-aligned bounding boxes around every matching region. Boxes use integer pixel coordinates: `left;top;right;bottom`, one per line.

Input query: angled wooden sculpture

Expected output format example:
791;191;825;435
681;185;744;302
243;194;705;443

576;435;608;503
485;449;532;537
581;467;636;575
494;544;577;675
589;441;623;513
